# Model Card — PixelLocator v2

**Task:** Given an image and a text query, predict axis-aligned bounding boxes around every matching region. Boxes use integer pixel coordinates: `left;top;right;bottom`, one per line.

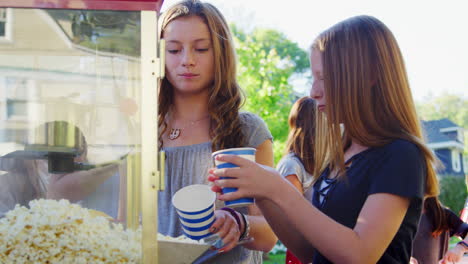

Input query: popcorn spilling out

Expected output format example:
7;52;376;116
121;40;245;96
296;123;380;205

0;199;198;263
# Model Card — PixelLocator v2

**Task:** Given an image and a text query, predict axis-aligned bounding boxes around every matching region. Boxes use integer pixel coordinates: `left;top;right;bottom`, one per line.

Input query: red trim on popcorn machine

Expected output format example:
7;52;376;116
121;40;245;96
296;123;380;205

0;0;163;12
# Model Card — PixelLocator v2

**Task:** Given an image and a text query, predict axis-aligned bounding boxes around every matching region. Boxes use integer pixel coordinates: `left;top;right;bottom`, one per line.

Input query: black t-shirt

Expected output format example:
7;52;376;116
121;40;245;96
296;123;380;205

311;139;426;264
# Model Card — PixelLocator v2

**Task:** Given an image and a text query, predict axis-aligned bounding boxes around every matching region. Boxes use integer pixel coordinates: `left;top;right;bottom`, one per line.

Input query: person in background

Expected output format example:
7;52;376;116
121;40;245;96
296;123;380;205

439;197;468;264
0;120;121;219
411;196;468;264
158;1;277;263
440;236;468;264
0;158;46;218
276;96;316;264
209;15;439;263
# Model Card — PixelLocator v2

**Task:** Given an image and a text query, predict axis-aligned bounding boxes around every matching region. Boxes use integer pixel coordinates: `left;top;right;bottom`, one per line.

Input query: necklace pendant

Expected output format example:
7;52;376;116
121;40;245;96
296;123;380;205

169;128;181;140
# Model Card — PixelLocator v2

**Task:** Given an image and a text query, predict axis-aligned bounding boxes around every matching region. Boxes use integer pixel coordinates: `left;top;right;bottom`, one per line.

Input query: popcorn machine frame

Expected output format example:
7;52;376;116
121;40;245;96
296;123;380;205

0;0;165;263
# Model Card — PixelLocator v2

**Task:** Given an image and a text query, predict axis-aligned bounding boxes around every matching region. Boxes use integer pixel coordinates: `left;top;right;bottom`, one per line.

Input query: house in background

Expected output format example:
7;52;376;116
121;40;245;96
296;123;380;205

0;8;141;162
422;118;465;177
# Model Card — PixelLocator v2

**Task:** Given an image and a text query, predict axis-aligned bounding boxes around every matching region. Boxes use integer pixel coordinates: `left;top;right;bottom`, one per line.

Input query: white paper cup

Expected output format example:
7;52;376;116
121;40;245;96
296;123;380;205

172;184;216;240
212;147;256;208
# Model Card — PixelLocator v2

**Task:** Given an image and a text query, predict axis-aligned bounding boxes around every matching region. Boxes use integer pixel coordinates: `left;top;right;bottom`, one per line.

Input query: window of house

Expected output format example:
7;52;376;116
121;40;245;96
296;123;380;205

0;8;12;41
457;128;464;144
464;156;468;175
452;149;461;173
4;78;33;120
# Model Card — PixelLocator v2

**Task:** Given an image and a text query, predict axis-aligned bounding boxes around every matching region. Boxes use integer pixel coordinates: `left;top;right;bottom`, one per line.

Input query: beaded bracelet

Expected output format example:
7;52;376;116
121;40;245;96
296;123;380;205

220;207;242;233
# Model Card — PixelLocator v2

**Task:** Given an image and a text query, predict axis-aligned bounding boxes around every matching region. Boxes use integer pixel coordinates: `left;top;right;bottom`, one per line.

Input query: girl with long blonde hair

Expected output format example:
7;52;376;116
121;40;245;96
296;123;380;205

158;1;276;263
210;15;438;263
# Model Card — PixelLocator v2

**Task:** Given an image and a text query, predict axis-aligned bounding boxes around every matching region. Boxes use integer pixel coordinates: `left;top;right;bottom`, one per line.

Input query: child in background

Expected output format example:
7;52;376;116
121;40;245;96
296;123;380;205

277;96;316;198
276;97;316;264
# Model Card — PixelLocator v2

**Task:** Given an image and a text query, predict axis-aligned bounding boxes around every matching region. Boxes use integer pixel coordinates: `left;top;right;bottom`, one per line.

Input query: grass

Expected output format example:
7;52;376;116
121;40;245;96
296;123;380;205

264;253;286;264
450;236;462;247
263;236;464;263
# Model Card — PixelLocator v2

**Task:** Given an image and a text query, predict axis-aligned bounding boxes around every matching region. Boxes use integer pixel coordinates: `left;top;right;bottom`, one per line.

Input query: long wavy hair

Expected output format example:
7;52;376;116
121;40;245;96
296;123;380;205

158;0;245;150
284;97;316;175
311;15;438;197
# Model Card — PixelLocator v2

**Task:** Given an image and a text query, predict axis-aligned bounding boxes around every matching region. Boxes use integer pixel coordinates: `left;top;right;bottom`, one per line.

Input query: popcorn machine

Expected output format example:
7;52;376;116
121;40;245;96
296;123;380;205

0;0;203;263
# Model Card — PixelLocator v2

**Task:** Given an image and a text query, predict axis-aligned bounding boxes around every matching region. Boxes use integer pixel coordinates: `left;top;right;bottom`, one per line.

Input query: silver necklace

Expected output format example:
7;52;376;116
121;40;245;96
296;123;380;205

168;115;209;140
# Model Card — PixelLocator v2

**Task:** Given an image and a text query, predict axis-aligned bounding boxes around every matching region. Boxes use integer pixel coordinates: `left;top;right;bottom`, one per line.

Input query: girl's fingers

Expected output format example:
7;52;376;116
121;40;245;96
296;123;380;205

212;178;242;189
216;191;243;202
214;154;253;167
211;210;241;253
214;218;234;243
210;185;223;193
218;226;240;253
211;167;243;178
209;214;225;233
207;174;218;182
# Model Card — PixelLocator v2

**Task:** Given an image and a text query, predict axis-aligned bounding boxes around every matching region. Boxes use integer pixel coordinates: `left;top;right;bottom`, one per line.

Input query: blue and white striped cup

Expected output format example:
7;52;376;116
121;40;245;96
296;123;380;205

172;184;216;240
212;147;256;208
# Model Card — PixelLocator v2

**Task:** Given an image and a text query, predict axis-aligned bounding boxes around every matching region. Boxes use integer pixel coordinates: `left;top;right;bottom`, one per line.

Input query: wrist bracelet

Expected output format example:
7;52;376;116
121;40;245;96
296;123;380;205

239;212;250;241
220;207;242;232
457;241;468;250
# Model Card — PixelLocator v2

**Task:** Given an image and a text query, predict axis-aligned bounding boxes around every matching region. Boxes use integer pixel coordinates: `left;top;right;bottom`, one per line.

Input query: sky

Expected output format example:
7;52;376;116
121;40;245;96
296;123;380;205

160;0;468;102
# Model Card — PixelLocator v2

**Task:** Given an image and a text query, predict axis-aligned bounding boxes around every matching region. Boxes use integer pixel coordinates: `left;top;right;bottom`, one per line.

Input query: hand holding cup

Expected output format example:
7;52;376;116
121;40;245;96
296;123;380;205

171;184;244;253
172;184;216;240
211;147;256;208
209;153;283;203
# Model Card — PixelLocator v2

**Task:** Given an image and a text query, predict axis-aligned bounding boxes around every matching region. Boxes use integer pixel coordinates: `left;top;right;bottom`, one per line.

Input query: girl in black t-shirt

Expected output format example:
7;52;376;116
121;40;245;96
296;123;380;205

209;15;439;264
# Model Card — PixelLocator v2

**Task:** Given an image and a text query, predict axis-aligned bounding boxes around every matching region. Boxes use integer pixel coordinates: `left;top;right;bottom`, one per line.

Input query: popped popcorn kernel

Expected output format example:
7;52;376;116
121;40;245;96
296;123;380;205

0;199;141;263
0;199;205;263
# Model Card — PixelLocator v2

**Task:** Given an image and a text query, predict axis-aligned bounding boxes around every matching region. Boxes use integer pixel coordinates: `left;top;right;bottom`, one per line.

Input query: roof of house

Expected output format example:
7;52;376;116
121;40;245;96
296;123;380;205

422;118;460;144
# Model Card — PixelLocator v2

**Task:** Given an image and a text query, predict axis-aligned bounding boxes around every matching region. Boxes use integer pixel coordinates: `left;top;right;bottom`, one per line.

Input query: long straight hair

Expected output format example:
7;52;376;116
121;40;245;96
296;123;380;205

424;197;450;236
284;97;316;175
311;15;438;197
158;0;245;151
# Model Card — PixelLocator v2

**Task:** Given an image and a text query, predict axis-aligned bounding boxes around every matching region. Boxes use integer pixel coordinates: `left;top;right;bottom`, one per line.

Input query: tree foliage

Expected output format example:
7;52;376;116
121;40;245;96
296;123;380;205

416;93;468;129
233;27;310;74
439;175;467;214
232;25;309;163
416;93;468;155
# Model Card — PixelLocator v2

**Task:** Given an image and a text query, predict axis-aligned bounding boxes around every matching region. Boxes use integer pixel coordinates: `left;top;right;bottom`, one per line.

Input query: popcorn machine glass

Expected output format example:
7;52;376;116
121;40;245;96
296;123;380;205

0;0;188;263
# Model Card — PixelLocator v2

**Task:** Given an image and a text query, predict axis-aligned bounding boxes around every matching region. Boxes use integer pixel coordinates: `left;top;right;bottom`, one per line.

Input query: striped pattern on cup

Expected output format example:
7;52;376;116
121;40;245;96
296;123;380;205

212;147;256;208
172;184;216;240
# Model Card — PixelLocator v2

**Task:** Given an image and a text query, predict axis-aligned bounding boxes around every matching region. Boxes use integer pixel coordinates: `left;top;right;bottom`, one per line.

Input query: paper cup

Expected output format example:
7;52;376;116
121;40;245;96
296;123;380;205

212;147;256;208
172;184;216;240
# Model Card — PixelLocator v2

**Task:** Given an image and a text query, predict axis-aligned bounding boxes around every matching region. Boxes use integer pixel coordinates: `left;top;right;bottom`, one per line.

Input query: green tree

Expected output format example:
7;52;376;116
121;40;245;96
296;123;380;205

416;93;468;128
232;27;310;74
232;25;309;163
439;175;467;213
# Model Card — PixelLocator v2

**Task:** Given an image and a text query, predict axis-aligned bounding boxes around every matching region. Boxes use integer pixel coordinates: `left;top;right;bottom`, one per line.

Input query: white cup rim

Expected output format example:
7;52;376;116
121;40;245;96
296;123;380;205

172;184;216;213
212;147;256;157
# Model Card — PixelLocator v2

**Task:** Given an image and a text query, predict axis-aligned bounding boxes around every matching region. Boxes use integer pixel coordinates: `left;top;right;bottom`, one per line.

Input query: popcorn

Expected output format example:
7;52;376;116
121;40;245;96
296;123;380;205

157;233;202;244
0;199;203;263
0;199;140;263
